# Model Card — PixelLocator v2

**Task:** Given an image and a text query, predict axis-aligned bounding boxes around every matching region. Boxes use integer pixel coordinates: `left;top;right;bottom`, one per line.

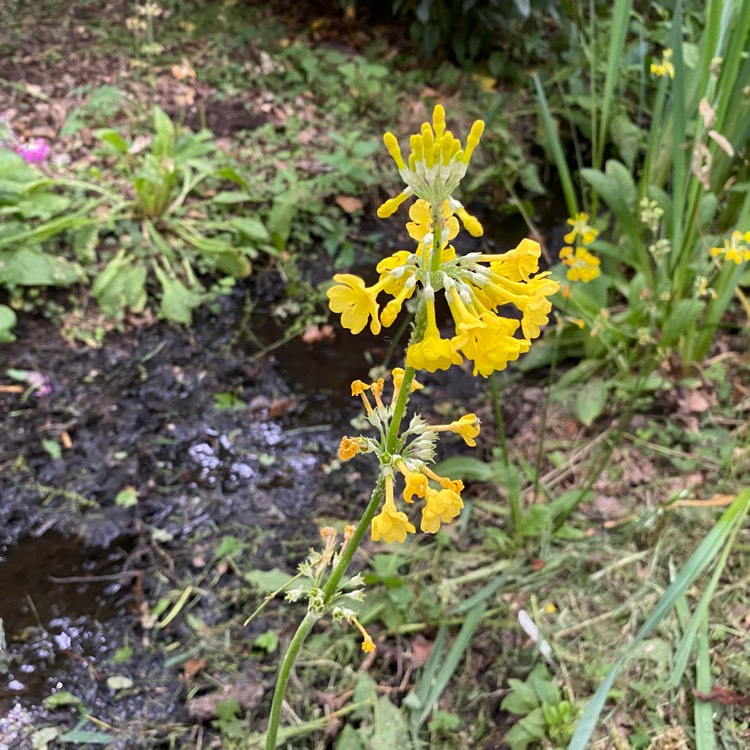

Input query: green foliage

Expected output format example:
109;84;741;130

537;0;750;377
501;664;579;749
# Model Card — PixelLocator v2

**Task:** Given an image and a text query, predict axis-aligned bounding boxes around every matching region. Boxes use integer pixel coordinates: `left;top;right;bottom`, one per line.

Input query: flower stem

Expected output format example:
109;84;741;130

265;611;318;750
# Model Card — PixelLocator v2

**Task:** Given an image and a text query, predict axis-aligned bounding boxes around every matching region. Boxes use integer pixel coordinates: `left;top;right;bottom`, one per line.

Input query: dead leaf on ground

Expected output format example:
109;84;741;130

334;195;363;213
187;682;264;721
694;685;750;706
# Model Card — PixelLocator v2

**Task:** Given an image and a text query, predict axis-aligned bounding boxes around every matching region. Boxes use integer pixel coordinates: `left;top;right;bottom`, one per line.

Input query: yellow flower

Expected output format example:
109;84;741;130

563;213;598;246
338;436;361;461
431;413;481;446
406;199;459;243
327;274;382;335
377;104;484;216
485;238;541;282
351;616;376;653
406;299;463;372
371;474;416;543
402;470;428;503
651;49;675;79
420;487;463;534
710;231;750;264
559;246;601;282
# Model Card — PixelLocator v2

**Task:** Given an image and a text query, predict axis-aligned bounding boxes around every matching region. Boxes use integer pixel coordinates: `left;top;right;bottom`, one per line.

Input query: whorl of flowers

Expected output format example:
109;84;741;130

327;104;559;378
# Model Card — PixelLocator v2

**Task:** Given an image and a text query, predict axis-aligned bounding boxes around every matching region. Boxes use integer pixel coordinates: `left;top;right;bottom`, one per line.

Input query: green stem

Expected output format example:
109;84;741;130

265;611;318;750
265;300;430;748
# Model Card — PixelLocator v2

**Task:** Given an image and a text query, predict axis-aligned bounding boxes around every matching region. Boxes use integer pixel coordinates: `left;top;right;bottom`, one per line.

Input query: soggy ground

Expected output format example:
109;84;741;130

0;275;395;746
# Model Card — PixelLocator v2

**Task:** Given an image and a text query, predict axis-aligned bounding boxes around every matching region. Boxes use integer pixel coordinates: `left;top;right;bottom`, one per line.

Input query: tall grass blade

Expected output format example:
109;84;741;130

532;73;577;217
694;611;715;750
408;602;486;738
567;488;750;749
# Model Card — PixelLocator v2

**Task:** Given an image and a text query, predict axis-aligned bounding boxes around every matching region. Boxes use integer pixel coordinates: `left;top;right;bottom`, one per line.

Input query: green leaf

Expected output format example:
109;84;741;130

335;725;366;750
506;708;547;750
58;729;113;744
501;679;540;714
115;487;139;508
0;246;83;287
575;377;609;426
610;114;646;170
232;217;271;243
106;675;134;691
211;191;255;204
519;504;553;537
43;690;83;710
152;263;205;325
0;305;17;343
698;193;718;230
267;191;298;252
661;298;704;347
31;727;60;750
374;695;410;747
97;129;130;154
92;251;147;318
433;456;495;482
41;439;61;460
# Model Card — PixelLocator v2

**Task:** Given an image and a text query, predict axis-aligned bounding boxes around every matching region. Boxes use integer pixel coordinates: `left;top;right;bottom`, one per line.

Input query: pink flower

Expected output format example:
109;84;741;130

17;138;50;164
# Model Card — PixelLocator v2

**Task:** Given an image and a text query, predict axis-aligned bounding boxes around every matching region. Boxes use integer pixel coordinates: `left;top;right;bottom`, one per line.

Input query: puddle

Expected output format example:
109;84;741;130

0;532;131;714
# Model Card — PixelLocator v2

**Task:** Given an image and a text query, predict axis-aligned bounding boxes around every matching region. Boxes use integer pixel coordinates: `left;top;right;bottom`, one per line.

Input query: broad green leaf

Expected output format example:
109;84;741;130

153;263;205;325
92;251;147;317
211;191;255;204
661;298;704;346
232;217;271;243
374;695;410;748
0;305;17;343
96;129;130;154
43;690;83;709
501;679;539;714
519;504;553;537
0;246;83;286
31;727;60;750
698;193;718;230
58;729;113;744
575;377;609;426
267;191;298;252
433;456;495;482
106;675;133;691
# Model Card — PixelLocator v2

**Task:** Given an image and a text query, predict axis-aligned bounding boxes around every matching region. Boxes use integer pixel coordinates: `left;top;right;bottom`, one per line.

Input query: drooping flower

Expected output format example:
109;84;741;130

405;296;463;372
651;48;675;79
563;213;598;246
371;474;416;543
16;138;49;164
377;104;485;218
559;246;601;282
351;616;375;652
420;486;464;534
339;436;362;461
327;274;382;335
432;413;481;447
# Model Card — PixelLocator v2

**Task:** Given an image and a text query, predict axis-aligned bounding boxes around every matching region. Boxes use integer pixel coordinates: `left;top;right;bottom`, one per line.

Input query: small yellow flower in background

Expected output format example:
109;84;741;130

559;246;601;282
563;212;599;246
710;231;750;264
171;59;196;80
651;48;675;79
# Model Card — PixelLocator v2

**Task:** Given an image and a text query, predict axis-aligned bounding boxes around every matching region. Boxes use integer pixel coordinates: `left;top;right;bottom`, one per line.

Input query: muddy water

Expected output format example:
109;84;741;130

0;533;131;714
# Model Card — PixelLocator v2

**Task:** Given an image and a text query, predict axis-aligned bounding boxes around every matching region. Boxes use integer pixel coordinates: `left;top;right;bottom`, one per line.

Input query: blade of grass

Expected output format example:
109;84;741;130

408;602;486;738
532;73;578;217
567;488;750;750
694;611;715;750
669;497;746;686
593;0;633;170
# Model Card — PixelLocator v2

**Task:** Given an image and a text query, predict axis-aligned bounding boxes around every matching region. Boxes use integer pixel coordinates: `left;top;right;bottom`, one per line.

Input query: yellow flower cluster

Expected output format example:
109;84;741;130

650;48;675;79
327;104;559;376
559;212;600;283
377;104;484;231
338;372;479;544
327;202;558;375
711;231;750;264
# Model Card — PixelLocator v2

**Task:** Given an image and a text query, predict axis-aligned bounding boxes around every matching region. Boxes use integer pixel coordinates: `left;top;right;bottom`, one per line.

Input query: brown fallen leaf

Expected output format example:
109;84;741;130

334;195;363;213
672;493;736;508
183;657;207;685
694;686;750;706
